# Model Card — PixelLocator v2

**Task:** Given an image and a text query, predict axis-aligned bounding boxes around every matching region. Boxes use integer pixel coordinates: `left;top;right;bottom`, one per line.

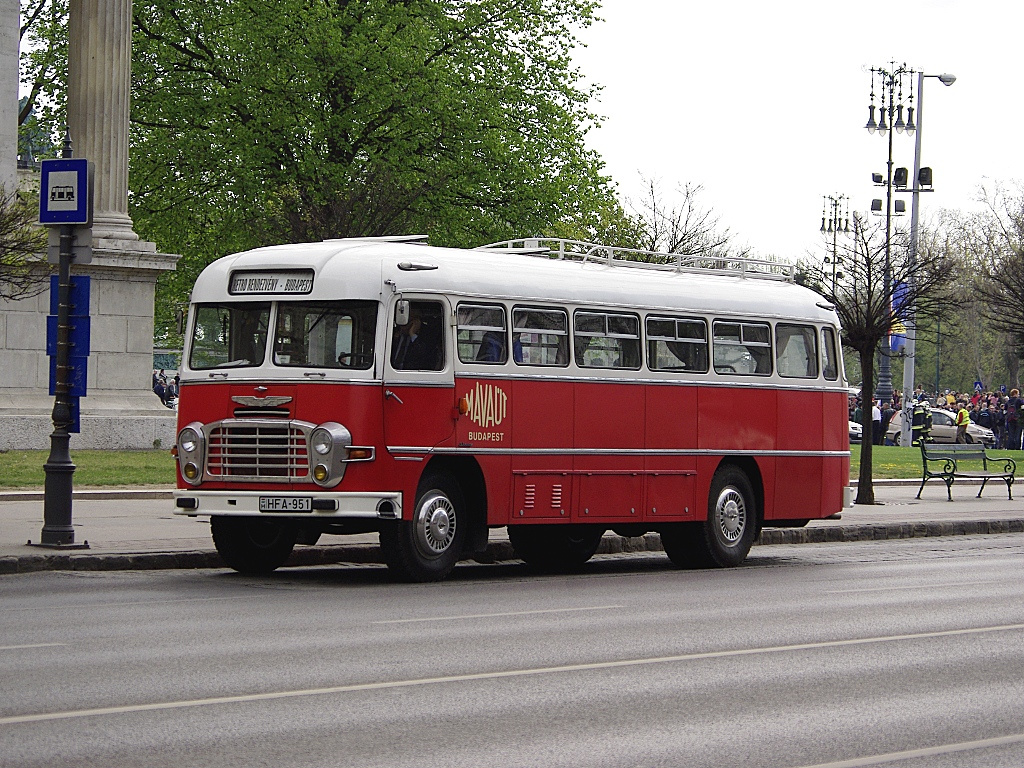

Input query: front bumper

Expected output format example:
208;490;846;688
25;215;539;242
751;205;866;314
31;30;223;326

173;490;402;519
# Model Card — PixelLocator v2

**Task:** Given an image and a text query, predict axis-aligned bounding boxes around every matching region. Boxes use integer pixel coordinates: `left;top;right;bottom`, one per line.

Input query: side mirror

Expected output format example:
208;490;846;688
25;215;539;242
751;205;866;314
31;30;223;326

175;307;186;335
395;299;410;326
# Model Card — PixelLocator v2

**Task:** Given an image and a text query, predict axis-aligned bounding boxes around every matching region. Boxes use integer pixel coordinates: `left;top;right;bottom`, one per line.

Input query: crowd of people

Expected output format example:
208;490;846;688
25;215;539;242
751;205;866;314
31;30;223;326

152;369;178;408
850;386;1024;449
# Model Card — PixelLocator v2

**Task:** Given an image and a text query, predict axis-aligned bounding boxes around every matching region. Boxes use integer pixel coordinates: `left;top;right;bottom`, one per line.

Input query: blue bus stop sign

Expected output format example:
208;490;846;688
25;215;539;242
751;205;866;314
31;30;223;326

39;158;92;226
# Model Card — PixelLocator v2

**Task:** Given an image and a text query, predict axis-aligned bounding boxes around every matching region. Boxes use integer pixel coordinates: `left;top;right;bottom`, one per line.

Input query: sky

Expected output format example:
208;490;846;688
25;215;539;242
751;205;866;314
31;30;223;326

572;0;1023;262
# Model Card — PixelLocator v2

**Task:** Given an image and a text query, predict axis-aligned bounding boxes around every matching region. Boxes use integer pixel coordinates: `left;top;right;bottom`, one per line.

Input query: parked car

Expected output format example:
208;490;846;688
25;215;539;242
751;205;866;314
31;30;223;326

886;408;996;446
849;420;862;444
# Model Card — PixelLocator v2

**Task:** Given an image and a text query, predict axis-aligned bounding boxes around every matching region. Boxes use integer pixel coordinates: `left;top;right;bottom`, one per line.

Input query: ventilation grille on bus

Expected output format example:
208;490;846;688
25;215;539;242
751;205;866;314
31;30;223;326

205;420;311;481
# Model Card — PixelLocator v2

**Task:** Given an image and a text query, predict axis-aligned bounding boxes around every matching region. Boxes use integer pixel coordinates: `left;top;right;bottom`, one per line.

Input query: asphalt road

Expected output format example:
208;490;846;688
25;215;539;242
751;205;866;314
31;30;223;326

2;535;1024;768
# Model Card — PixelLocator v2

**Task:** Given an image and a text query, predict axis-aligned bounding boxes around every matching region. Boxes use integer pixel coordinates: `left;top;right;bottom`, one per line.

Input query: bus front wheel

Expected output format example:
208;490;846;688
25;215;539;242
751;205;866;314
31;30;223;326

508;524;604;571
211;516;298;575
380;472;466;582
661;465;756;568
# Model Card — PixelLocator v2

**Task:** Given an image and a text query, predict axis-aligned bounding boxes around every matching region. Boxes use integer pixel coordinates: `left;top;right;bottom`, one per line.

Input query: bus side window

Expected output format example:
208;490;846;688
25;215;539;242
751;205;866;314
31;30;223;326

713;320;772;376
574;311;641;370
647;316;708;372
821;326;839;380
457;304;508;364
512;307;569;366
775;323;818;378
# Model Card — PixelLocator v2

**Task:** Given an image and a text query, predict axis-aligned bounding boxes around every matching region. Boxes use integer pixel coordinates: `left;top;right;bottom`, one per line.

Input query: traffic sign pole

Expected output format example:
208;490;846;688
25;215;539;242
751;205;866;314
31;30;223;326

33;133;90;550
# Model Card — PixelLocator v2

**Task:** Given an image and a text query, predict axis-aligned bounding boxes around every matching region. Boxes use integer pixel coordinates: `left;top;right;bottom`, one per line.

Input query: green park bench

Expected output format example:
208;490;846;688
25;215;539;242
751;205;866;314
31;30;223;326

917;442;1016;501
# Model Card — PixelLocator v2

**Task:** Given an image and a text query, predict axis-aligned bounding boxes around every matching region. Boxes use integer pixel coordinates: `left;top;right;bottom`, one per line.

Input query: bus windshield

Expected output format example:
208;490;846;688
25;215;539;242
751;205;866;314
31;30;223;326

273;300;377;369
190;302;271;369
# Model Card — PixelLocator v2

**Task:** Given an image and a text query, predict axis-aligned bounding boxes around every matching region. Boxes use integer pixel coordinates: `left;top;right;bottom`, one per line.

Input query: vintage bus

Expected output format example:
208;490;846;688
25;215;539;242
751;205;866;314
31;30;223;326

173;236;850;581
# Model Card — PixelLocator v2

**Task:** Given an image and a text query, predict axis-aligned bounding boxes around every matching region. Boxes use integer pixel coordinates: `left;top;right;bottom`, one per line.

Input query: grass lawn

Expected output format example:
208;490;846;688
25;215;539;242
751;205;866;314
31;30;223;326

0;449;177;489
850;443;1024;479
2;444;1021;489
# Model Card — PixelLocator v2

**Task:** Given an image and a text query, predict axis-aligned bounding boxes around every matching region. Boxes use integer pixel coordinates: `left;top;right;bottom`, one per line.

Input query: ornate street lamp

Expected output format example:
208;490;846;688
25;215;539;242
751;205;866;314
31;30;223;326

864;62;916;406
820;194;850;295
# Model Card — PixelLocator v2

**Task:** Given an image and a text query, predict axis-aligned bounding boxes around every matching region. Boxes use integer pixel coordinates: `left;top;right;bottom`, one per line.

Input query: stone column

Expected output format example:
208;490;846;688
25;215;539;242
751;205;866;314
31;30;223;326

0;0;18;195
0;0;182;451
68;0;137;244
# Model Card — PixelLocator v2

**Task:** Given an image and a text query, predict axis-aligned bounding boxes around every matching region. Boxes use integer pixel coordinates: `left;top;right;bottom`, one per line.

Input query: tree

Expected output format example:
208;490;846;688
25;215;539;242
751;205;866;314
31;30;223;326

0;190;47;300
18;0;67;151
125;0;626;339
627;178;733;257
971;183;1024;363
801;213;958;504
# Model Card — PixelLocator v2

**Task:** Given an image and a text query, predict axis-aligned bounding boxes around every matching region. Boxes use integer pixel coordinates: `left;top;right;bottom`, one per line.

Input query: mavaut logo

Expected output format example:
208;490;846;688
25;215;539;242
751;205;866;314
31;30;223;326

463;382;508;442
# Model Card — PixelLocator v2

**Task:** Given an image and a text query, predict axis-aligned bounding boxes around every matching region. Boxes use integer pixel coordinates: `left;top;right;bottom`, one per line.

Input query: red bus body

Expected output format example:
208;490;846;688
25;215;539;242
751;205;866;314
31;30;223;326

174;237;849;580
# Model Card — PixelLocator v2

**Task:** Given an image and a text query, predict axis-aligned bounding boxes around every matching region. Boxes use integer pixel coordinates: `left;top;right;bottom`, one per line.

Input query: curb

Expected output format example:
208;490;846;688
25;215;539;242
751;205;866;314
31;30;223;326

3;520;1024;575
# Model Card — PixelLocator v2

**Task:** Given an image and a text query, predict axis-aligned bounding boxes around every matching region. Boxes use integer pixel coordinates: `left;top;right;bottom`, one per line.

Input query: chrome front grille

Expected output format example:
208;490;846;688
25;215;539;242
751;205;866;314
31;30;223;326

204;419;314;482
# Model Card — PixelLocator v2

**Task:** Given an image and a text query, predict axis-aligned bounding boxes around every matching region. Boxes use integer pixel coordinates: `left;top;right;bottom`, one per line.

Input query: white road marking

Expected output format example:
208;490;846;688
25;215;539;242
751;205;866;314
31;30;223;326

0;643;65;651
372;605;626;624
790;732;1024;767
2;622;1023;727
826;579;1003;594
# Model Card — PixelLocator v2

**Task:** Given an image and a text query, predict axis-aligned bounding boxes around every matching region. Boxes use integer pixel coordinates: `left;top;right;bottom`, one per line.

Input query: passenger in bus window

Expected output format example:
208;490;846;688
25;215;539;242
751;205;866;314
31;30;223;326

392;302;443;370
476;331;507;363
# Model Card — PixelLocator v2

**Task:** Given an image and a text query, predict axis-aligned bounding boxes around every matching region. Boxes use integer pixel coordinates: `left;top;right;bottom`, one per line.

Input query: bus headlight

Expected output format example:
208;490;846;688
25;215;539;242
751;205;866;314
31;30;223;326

310;428;333;455
313;464;329;482
176;422;206;486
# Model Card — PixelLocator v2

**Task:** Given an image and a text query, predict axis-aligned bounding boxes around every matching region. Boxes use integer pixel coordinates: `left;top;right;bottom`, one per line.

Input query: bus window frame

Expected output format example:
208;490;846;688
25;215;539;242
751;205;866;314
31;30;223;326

646;315;710;373
456;302;508;365
573;310;642;371
511;305;570;367
712;319;773;376
774;322;819;379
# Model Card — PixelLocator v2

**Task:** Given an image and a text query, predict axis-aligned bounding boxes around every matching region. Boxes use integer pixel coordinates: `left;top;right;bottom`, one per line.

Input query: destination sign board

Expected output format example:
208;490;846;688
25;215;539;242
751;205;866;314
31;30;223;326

228;271;314;295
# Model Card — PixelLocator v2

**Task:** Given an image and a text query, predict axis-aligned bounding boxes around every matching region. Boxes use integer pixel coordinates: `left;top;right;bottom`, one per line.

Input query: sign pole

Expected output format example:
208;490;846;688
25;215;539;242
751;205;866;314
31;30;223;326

34;133;89;549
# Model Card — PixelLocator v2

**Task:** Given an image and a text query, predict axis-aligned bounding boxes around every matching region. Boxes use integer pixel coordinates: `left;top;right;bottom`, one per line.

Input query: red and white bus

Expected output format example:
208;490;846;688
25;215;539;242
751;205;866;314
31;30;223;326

173;236;850;581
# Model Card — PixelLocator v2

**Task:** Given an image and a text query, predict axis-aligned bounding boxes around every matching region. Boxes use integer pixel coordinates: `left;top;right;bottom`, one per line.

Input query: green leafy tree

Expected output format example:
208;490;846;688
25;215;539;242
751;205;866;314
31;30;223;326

0;190;47;300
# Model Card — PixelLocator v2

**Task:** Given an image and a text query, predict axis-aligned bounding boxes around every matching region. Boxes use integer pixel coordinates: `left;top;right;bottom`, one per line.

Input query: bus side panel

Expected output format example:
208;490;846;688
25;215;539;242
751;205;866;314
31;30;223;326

644;382;697;521
823;389;851;514
697;386;775;451
453;376;513;526
573;382;645;522
509;378;574;521
771;390;823;520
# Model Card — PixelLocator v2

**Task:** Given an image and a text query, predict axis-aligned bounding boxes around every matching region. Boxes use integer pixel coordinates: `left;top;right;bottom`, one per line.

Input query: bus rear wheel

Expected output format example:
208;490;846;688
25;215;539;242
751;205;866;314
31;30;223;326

380;472;466;582
508;524;604;571
661;465;756;568
211;516;298;575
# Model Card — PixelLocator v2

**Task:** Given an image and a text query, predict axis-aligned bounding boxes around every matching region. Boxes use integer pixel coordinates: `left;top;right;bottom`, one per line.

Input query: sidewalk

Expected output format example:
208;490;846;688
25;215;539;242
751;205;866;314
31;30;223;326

1;481;1023;574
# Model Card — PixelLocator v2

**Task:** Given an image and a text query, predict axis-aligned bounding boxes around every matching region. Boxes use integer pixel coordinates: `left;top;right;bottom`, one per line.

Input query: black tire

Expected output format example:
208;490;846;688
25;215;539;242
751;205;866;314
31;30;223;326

211;516;298;574
661;465;757;568
508;524;604;571
380;472;466;582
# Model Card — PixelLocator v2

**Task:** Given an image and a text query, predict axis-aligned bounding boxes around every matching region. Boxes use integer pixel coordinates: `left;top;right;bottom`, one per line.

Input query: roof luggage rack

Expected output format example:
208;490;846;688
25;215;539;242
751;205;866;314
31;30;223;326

477;238;795;282
324;234;429;245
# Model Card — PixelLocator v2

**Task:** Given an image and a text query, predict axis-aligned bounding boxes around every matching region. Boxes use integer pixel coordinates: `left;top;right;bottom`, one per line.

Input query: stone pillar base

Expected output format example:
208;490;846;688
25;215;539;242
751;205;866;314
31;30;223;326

0;393;177;451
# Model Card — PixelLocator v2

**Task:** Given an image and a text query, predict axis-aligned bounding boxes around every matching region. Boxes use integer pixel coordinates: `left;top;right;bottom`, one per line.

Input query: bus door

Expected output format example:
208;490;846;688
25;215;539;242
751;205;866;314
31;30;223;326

382;297;457;452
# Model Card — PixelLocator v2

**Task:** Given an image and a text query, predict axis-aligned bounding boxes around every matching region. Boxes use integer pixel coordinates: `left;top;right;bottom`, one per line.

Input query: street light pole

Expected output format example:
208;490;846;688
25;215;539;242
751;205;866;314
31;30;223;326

820;194;850;295
900;70;955;446
865;63;916;408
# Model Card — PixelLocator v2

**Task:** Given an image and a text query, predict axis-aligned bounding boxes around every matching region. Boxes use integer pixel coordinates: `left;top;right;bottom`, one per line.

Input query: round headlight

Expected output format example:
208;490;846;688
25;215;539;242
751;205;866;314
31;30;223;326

313;464;329;482
311;429;333;455
183;462;199;480
179;428;199;454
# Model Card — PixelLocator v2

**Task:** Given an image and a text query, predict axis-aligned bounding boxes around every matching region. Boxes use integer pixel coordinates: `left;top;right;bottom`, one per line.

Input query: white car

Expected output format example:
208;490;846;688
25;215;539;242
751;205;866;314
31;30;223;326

849;420;862;443
886;408;996;446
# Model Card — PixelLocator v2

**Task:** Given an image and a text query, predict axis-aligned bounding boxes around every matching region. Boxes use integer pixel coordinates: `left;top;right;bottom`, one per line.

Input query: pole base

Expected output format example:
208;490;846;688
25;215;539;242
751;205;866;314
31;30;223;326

26;539;91;550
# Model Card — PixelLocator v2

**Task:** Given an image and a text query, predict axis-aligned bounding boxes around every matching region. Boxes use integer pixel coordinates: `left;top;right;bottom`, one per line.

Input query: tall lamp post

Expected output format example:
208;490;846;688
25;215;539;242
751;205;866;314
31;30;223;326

865;62;916;406
900;70;956;446
820;194;850;295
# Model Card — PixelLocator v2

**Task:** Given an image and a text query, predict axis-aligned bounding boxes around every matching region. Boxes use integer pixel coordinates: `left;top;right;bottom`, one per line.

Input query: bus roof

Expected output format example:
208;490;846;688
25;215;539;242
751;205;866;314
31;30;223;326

191;237;838;324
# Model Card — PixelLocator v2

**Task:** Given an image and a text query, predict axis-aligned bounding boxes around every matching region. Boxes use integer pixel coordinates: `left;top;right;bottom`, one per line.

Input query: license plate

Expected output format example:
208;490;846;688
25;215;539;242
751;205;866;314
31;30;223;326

259;496;312;513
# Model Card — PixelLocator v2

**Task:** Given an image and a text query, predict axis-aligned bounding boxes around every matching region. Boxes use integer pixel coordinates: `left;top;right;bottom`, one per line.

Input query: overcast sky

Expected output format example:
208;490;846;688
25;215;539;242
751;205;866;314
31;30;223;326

573;0;1022;261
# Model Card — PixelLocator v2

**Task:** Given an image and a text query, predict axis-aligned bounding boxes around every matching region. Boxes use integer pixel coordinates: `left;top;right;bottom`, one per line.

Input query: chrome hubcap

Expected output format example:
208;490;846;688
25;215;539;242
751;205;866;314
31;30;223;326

715;487;746;544
415;492;456;556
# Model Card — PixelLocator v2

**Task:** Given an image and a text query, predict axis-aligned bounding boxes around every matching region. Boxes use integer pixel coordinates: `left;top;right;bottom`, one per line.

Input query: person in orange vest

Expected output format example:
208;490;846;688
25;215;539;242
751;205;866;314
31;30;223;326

955;401;971;443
